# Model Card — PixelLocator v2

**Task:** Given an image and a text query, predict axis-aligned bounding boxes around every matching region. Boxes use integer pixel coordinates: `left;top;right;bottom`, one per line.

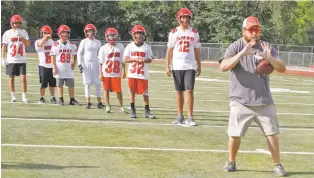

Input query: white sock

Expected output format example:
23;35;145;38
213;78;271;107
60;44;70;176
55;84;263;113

11;92;16;99
22;93;27;100
95;84;101;97
85;85;91;97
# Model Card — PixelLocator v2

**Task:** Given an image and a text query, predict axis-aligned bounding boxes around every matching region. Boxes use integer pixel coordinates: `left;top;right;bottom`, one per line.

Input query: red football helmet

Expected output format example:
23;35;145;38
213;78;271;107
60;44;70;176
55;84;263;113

10;14;23;28
10;14;23;24
105;28;119;45
57;25;70;40
40;25;53;34
84;24;97;37
130;25;146;43
177;8;192;25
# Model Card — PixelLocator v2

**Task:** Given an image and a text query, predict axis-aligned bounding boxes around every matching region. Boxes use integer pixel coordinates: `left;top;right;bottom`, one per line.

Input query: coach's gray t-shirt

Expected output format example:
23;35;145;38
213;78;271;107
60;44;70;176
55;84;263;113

221;38;279;106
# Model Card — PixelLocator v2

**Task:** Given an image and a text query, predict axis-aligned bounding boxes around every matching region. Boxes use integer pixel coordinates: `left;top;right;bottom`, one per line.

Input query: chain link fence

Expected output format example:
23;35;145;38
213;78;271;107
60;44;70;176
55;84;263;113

26;40;314;68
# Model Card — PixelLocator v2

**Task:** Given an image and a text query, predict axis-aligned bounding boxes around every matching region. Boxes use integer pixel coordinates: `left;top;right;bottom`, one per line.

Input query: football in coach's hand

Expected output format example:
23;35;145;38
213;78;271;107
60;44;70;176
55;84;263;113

256;60;274;75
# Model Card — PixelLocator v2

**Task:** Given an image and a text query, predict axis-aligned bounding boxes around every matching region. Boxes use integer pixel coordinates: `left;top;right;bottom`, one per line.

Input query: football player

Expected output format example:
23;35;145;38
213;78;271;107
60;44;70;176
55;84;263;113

50;25;79;106
165;8;201;126
35;25;57;104
77;24;104;109
123;25;155;119
98;28;127;113
1;14;31;103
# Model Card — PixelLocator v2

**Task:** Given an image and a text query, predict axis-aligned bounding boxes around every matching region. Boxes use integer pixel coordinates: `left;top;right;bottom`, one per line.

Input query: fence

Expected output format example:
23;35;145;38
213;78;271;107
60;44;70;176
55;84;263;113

26;40;314;68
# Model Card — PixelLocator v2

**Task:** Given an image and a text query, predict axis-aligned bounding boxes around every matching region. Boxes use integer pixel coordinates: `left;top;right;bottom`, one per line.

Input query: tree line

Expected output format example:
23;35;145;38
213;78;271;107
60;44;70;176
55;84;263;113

1;1;314;46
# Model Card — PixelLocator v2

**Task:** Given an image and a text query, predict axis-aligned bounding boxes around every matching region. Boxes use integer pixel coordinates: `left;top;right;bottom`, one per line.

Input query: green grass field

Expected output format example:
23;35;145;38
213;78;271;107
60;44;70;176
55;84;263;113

1;55;314;178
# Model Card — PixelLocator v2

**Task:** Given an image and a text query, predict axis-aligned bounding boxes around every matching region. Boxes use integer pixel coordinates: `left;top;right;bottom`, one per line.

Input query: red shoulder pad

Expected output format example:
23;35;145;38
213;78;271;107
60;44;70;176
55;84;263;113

54;41;59;46
192;28;198;33
171;28;177;33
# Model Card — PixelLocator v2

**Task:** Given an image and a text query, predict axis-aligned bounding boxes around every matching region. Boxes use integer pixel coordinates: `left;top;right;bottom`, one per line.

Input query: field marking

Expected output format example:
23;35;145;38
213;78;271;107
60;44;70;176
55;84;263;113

2;143;314;155
2;101;314;116
2;117;314;131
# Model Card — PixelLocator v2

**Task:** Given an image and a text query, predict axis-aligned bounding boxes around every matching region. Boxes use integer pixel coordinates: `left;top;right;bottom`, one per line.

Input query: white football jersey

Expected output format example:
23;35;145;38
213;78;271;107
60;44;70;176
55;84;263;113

35;38;54;68
99;43;125;78
167;26;201;70
77;38;101;64
123;42;153;80
50;40;77;78
1;29;29;63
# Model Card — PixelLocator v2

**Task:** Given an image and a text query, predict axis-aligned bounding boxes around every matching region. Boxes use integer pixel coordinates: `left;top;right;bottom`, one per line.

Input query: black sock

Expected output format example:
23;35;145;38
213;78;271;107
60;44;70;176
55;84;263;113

59;97;64;101
145;105;149;111
70;97;74;101
130;103;135;110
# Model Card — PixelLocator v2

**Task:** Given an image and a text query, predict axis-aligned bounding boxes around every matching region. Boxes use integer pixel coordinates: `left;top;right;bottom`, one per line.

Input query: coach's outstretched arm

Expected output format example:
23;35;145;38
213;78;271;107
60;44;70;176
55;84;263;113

220;40;256;72
258;42;286;73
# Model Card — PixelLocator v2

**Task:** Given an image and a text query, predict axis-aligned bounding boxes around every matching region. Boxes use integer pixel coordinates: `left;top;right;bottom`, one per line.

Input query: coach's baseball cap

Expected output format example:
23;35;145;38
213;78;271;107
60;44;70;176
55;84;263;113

242;16;260;29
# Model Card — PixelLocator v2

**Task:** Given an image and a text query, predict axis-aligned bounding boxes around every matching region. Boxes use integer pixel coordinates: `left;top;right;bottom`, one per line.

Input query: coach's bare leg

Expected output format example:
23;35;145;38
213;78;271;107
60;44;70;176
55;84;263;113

143;95;149;106
20;75;27;93
104;90;110;105
267;134;281;164
229;136;241;161
49;86;55;96
69;87;74;98
59;87;64;98
117;92;123;106
9;76;15;92
176;91;184;116
185;90;194;117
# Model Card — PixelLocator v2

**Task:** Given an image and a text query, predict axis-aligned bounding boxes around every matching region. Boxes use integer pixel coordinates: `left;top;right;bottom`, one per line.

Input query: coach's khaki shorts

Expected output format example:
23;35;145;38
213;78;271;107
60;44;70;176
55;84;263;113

227;100;280;137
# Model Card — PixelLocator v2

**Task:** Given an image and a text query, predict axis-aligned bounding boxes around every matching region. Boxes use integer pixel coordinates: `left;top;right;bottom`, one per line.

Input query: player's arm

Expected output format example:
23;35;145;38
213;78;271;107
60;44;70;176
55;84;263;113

1;43;7;67
51;55;57;75
194;48;201;76
72;55;77;70
2;43;7;60
20;37;30;47
77;40;84;66
124;57;138;63
37;34;50;48
121;62;126;78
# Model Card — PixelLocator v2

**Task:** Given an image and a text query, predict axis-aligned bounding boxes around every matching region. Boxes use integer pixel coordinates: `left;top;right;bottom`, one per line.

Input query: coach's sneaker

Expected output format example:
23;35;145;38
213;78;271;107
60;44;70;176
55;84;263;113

38;97;45;104
222;161;236;172
172;115;184;125
69;98;80;105
59;97;64;106
130;109;137;118
50;97;57;104
274;164;288;177
105;105;111;113
86;102;92;109
145;109;156;119
120;106;128;114
185;117;197;126
97;102;105;109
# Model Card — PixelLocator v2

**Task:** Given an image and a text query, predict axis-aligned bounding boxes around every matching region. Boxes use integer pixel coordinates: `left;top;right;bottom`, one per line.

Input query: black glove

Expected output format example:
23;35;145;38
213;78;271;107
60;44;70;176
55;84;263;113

78;64;83;73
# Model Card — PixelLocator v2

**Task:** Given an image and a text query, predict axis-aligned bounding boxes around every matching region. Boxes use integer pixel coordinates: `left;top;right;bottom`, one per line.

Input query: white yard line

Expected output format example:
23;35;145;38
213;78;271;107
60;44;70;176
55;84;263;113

2;117;314;131
2;143;314;155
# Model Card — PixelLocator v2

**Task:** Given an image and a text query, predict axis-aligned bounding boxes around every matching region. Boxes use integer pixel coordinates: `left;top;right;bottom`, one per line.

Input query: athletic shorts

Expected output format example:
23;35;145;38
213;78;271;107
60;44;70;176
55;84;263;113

38;65;56;88
6;63;26;77
172;70;196;91
102;77;122;92
56;78;75;88
128;78;148;95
